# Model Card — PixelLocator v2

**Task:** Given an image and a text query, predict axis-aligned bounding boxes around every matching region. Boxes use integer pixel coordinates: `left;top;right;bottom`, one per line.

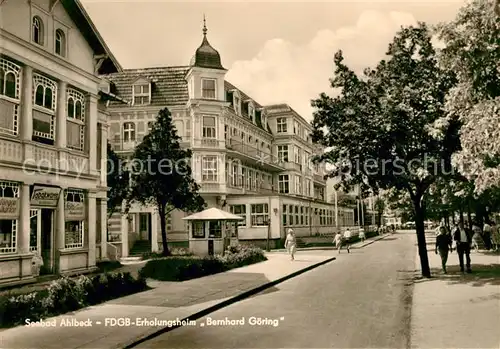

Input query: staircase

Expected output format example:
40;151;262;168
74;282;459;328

129;240;151;256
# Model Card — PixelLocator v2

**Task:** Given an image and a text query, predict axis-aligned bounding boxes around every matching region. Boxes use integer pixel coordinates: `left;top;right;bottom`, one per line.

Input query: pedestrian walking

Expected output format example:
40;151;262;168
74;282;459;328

343;228;352;253
435;224;452;273
284;228;296;261
358;226;365;243
453;223;472;273
472;229;482;252
483;222;492;250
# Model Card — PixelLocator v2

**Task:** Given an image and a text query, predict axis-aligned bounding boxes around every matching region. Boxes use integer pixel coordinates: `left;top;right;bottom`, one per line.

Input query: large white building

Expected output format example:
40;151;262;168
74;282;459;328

104;22;355;257
0;0;121;286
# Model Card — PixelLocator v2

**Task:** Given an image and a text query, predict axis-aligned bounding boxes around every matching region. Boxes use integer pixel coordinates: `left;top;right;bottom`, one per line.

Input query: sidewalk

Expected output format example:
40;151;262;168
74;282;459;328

410;234;500;348
0;250;336;349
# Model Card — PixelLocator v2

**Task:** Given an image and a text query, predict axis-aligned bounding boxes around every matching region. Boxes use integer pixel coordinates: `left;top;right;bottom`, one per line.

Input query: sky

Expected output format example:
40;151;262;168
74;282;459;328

81;0;465;120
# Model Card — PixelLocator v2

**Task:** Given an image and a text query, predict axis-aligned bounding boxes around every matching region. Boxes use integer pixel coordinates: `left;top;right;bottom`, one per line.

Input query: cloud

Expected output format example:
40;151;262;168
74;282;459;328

226;10;417;121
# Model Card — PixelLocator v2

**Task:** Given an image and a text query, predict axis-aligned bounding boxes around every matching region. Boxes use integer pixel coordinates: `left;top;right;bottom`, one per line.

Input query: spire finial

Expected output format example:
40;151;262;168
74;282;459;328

202;14;207;36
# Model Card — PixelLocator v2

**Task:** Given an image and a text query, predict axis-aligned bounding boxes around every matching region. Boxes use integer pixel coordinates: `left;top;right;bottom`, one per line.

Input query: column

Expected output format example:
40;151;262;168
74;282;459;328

100;199;107;259
55;81;67;148
87;194;96;267
100;123;108;185
18;184;31;254
20;66;33;141
151;210;159;252
87;94;98;174
55;189;65;273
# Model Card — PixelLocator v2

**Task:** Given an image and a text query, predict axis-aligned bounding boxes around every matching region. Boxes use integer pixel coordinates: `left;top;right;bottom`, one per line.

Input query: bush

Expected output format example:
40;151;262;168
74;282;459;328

141;247;193;260
0;272;147;329
140;244;267;281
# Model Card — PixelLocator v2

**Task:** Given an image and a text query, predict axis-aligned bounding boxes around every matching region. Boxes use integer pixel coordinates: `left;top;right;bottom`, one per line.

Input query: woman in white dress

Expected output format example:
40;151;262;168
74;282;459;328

284;229;297;261
359;227;366;242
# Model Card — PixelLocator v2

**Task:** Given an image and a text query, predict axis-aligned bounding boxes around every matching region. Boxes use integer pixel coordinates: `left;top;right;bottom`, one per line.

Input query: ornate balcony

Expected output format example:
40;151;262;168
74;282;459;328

314;173;326;183
225;138;284;172
281;161;302;172
199;182;225;194
0;136;22;164
193;138;225;149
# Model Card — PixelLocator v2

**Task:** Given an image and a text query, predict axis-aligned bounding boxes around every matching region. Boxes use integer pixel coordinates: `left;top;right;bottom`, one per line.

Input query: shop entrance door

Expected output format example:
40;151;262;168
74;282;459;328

40;208;54;275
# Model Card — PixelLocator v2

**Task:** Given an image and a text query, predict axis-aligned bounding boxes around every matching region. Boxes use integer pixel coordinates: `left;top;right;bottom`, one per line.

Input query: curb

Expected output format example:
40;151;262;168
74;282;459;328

122;256;337;348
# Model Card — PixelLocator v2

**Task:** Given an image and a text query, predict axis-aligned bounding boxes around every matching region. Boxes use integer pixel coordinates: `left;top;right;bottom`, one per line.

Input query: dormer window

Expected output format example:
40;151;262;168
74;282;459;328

248;104;255;122
201;79;216;99
133;83;150;105
233;93;241;115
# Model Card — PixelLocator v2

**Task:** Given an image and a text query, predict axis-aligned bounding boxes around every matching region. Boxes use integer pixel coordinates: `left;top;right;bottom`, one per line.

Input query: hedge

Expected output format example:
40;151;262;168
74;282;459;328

139;244;267;281
0;272;148;328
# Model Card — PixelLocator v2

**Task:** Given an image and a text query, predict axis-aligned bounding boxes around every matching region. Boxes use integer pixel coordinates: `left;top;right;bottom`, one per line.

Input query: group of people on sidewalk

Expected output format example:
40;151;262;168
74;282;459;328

434;220;499;274
283;227;368;261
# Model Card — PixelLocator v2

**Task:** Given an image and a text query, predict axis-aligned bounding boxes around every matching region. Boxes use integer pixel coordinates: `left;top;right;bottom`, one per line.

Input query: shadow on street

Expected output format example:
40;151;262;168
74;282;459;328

413;264;500;287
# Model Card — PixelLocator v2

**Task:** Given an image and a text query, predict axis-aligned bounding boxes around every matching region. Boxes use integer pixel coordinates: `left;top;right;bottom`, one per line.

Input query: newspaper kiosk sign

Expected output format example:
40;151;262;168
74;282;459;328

31;186;61;207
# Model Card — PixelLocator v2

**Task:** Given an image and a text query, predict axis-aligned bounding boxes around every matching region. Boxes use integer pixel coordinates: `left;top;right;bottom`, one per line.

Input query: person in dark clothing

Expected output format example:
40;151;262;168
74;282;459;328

453;223;472;273
435;224;453;273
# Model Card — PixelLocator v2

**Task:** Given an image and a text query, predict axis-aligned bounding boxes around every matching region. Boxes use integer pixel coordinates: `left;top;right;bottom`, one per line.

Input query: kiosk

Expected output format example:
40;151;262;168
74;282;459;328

183;207;243;256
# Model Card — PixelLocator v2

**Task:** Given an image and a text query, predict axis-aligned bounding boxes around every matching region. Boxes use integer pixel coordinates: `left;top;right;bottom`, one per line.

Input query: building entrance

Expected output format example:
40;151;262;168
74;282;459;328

39;208;54;275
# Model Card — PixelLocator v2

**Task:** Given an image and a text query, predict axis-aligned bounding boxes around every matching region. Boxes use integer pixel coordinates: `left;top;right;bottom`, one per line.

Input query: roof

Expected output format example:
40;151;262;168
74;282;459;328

103;66;190;107
190;35;224;70
182;207;244;221
61;0;122;73
264;103;312;129
102;68;272;133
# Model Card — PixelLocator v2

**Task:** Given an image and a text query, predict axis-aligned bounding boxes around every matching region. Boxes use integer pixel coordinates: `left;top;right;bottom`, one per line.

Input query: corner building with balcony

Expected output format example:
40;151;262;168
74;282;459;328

0;0;121;286
104;23;355;257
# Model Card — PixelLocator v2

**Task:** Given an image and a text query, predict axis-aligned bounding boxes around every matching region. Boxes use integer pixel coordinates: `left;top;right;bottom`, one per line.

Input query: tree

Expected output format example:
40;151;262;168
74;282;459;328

311;23;458;277
374;197;386;227
127;108;206;256
435;0;500;193
107;143;130;218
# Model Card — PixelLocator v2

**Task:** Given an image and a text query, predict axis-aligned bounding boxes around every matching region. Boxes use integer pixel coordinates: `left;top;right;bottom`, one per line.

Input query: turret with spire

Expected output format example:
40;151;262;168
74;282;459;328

190;15;224;70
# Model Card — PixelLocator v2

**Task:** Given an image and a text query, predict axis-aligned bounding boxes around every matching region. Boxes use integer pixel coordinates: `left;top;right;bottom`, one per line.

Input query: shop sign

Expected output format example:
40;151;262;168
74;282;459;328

65;201;85;220
0;197;19;219
31;186;61;207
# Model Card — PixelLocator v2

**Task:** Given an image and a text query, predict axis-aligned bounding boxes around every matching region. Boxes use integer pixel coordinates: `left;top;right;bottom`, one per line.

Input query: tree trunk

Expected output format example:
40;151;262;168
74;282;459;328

459;208;464;225
467;202;473;229
413;195;431;278
158;204;170;256
451;213;456;225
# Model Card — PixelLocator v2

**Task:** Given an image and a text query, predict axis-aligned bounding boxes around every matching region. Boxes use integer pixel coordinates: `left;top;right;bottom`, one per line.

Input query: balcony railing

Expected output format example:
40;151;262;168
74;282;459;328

193;138;225;148
199;182;224;193
281;161;302;171
225;138;282;169
0;97;19;136
0;136;23;164
314;173;326;183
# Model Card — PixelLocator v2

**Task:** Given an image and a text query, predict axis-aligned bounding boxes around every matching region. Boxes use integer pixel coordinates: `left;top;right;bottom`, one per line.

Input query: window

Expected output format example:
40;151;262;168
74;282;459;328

201;79;216;99
208;221;222;238
55;29;65;56
278;174;289;194
0;181;19;254
133;84;150;105
295;206;299;225
295;176;302;194
30;209;39;252
232;162;240;186
192;221;205;238
64;190;85;249
147;121;154;133
233;95;241;115
66;88;86;151
278;145;289;162
230;205;246;226
251;204;268;226
248;104;255;122
300;206;304;225
0;59;21;136
202;155;218;182
305;207;309;225
32;74;57;143
123;122;135;142
294;121;299;134
306;180;311;197
277;118;287;133
32;16;43;45
282;205;287;225
202;116;216;138
288;204;293;226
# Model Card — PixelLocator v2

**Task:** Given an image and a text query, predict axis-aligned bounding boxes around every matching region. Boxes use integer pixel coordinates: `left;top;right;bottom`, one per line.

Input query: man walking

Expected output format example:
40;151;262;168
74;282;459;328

343;228;352;253
435;224;452;273
453;223;472;273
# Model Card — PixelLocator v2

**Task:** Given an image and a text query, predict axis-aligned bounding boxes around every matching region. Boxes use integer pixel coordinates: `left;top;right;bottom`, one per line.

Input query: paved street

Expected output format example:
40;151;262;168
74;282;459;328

135;232;416;348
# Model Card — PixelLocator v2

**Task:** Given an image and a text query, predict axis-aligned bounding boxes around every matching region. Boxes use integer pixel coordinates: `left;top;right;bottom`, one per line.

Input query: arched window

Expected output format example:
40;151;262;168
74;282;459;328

66;88;86;151
0;68;4;95
55;29;65;56
44;87;52;109
67;97;74;118
5;73;16;98
32;17;43;45
35;85;44;106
